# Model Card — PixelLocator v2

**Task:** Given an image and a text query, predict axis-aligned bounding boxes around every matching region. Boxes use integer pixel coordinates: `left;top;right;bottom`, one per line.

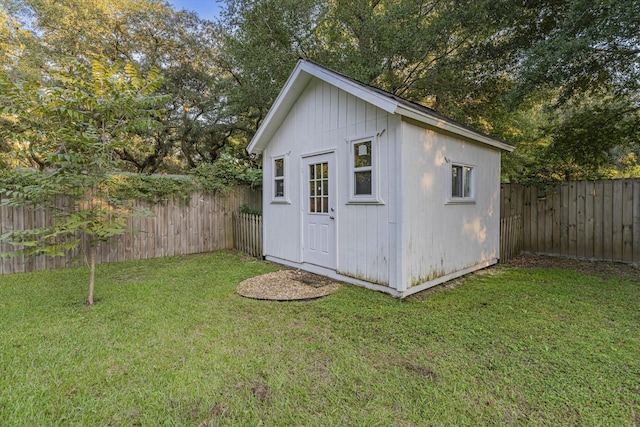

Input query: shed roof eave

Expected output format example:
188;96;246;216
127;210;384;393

246;65;311;155
396;105;515;152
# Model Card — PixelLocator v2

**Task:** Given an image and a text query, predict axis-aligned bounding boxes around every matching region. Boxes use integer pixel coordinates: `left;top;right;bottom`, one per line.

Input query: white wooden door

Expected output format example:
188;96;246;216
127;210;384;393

303;153;336;269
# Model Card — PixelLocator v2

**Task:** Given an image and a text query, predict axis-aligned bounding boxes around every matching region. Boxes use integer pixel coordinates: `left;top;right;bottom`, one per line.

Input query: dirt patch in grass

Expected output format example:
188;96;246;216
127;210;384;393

402;361;439;380
503;253;639;279
235;381;272;402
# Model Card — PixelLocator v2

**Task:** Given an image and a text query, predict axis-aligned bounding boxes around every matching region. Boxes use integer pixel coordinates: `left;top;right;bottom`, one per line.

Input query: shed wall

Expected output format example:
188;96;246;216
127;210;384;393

400;120;501;289
262;78;400;288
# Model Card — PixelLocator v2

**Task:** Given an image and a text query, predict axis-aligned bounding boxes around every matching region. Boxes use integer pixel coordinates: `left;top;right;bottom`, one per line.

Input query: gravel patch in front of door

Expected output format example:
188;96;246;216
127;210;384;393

237;269;340;301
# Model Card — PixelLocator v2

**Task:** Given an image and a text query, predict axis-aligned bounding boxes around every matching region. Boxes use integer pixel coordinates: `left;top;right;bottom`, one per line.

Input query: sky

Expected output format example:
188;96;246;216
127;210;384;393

167;0;223;21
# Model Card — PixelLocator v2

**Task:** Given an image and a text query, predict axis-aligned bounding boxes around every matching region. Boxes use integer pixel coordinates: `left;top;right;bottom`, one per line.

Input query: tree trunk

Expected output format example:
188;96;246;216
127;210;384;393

88;243;96;305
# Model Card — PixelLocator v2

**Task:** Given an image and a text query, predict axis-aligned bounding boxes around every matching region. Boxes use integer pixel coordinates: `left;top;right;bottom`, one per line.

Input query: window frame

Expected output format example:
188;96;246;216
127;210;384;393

347;134;383;204
447;162;475;204
271;154;290;204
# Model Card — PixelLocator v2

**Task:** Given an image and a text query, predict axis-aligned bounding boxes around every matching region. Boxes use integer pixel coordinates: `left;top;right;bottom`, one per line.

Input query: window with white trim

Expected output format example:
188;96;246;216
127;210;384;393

354;140;372;195
450;164;474;201
272;156;288;202
348;135;382;203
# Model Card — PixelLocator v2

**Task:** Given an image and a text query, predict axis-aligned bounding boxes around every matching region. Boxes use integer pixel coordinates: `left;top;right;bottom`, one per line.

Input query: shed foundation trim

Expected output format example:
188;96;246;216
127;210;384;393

265;256;399;296
400;259;498;298
264;256;498;298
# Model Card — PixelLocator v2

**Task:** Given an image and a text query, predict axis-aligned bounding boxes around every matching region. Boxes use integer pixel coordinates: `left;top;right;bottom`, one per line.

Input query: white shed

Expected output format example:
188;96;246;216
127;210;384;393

247;59;514;298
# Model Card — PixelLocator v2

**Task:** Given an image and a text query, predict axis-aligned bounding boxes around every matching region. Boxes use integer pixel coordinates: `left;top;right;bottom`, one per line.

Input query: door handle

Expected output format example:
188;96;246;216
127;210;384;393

329;216;335;220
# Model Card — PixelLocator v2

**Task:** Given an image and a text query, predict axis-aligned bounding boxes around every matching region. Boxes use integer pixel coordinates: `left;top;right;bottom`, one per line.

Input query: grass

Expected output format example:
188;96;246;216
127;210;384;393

0;251;638;426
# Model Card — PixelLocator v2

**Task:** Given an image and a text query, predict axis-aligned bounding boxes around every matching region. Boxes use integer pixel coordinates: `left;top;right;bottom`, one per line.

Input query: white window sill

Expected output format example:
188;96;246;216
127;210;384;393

446;198;476;205
270;199;291;205
347;197;385;205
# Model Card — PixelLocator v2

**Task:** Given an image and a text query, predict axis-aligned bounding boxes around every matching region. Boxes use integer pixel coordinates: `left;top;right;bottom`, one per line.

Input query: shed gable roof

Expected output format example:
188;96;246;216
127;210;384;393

247;59;514;154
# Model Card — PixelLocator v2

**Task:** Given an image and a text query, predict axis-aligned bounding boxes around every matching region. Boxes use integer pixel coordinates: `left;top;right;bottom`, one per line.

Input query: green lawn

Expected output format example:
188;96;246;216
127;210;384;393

0;252;638;426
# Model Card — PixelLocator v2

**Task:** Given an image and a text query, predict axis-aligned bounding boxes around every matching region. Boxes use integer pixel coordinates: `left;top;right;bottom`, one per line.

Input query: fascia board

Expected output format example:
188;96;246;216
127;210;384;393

247;64;312;154
301;63;399;114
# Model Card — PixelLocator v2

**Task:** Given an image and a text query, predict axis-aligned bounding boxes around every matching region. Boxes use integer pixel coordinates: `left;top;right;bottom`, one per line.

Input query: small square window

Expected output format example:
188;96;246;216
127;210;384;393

451;164;474;200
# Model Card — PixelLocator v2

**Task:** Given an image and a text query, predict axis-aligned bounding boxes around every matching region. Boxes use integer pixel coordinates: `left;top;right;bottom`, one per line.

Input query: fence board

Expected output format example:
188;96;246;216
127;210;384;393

584;181;595;259
523;186;531;251
622;180;634;263
560;184;569;256
594;181;604;260
576;181;586;259
567;181;577;257
633;179;640;264
536;188;545;252
612;180;623;262
551;187;561;255
543;191;553;254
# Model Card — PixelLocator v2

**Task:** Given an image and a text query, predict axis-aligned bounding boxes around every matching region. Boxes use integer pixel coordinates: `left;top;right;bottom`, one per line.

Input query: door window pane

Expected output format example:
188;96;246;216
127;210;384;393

309;161;330;213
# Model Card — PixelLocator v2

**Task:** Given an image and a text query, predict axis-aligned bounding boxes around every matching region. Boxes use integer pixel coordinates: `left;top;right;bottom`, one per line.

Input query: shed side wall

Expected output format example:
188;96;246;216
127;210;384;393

400;120;501;289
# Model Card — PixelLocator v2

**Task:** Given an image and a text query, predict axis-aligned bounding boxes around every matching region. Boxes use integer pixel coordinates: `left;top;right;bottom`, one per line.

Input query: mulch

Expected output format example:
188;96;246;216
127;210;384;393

237;269;340;301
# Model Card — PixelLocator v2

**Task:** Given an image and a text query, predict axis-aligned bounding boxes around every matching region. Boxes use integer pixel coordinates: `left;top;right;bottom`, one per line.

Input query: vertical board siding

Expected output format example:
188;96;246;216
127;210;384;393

500;179;640;265
0;187;261;275
262;78;394;286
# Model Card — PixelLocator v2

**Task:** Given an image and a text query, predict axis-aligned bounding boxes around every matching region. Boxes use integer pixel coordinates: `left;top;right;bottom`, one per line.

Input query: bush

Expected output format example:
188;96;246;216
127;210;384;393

189;154;262;193
239;203;262;216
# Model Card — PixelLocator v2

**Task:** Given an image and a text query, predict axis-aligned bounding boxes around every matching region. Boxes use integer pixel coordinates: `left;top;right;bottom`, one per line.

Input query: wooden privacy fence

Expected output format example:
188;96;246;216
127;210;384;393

0;187;262;275
232;213;263;258
501;179;640;264
500;215;523;262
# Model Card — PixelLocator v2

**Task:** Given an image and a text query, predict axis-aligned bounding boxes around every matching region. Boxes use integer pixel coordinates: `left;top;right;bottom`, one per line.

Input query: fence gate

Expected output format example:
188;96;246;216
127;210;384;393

233;212;263;258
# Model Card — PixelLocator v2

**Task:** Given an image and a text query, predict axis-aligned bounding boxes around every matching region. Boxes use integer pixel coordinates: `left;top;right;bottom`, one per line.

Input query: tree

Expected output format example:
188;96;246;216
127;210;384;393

500;0;640;180
3;0;234;172
0;58;166;304
218;0;639;181
217;0;559;144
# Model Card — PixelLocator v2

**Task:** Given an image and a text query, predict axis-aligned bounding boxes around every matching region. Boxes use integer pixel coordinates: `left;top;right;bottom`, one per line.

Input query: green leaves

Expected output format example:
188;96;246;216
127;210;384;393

0;58;166;287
